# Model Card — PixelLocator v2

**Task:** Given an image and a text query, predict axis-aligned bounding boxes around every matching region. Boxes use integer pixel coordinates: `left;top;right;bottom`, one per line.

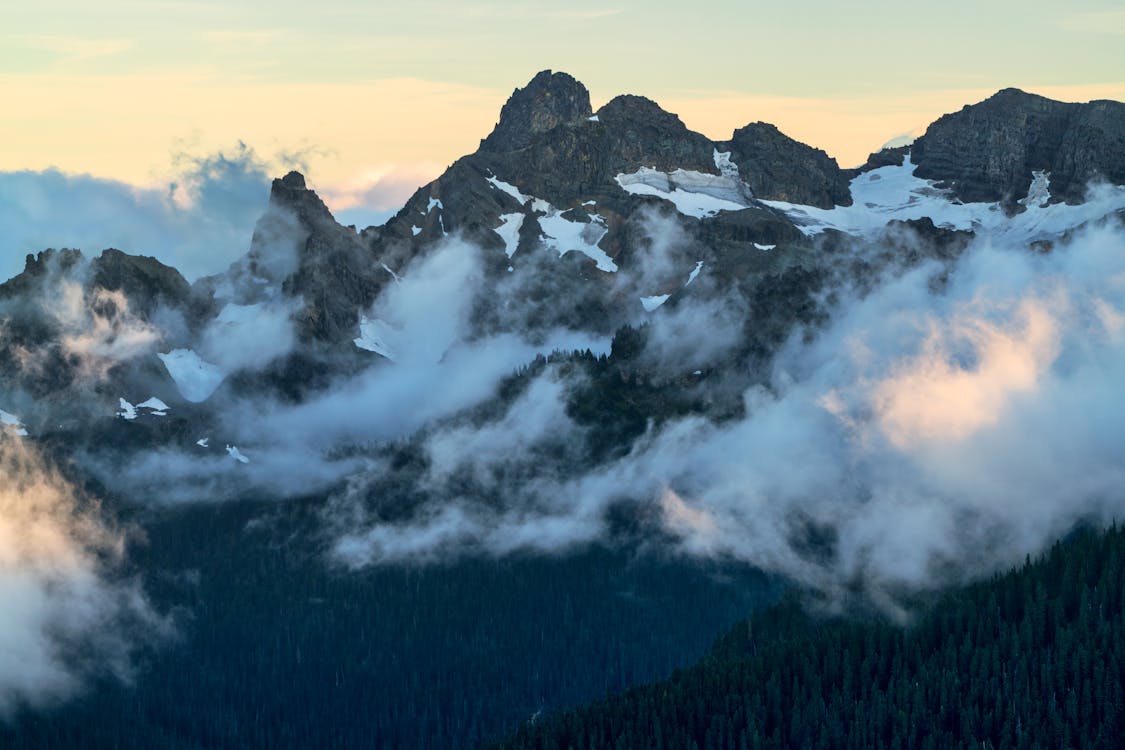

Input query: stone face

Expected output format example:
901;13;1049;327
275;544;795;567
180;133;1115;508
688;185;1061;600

480;70;593;152
911;88;1125;204
719;123;853;208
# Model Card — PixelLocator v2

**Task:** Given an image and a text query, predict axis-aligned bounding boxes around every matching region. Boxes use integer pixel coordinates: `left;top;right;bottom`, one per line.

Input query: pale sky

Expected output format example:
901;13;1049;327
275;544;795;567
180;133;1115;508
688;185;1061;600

4;0;1125;215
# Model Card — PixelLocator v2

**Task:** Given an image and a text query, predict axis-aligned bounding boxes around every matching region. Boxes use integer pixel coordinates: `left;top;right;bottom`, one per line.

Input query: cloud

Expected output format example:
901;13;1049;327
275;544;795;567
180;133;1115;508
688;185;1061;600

318;163;442;229
56;285;162;380
0;144;274;282
0;435;164;715
325;217;1125;609
89;236;608;505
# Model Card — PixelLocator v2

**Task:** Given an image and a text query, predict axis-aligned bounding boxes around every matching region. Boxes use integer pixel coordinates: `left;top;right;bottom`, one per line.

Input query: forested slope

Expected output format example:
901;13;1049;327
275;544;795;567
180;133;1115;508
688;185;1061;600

498;525;1125;750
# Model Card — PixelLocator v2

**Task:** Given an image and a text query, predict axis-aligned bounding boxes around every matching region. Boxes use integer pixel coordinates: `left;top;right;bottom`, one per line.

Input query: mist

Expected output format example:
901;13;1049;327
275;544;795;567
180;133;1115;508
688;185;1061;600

11;149;1125;615
0;434;163;715
327;216;1125;609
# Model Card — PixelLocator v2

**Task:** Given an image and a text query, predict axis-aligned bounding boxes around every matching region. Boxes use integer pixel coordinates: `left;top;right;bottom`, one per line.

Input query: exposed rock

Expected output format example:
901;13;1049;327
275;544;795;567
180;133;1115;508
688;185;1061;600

255;171;387;345
718;123;852;208
912;88;1125;205
480;70;592;152
844;145;910;178
484;93;717;207
90;249;191;317
0;248;84;300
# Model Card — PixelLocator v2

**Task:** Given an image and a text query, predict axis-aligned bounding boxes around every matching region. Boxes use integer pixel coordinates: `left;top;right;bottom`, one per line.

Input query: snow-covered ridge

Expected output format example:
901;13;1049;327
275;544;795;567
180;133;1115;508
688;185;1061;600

762;154;1125;241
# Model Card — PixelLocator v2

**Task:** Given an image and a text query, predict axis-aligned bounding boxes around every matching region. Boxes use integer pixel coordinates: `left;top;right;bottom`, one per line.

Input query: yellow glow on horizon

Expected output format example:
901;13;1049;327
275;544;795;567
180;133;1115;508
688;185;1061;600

4;71;1125;201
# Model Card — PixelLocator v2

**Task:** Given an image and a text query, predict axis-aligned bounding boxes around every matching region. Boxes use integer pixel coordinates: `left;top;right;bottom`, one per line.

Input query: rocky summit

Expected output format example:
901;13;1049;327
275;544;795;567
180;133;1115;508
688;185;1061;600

911;87;1125;205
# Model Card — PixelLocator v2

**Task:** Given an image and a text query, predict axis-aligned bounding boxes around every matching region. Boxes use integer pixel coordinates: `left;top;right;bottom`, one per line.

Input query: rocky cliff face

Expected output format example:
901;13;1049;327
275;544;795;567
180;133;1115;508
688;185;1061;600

253;171;387;345
719;122;852;208
912;88;1125;205
480;70;593;152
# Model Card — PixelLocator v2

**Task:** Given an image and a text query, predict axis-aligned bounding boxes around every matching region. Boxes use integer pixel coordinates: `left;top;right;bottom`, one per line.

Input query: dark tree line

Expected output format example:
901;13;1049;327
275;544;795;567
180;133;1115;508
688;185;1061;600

497;524;1125;750
0;498;774;749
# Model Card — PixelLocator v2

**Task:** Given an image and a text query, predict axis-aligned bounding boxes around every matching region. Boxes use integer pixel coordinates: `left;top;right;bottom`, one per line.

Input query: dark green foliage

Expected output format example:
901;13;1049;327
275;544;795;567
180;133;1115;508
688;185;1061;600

0;499;775;749
567;328;703;462
497;524;1125;750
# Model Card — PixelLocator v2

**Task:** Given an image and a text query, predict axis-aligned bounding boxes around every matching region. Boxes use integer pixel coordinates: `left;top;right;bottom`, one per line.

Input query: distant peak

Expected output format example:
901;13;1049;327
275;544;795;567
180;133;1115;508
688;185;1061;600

481;70;592;152
280;171;307;189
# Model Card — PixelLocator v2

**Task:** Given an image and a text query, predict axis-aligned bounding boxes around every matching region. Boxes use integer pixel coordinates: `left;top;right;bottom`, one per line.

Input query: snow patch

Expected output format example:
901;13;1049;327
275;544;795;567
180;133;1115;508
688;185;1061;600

754;243;776;251
427;197;443;213
411;225;422;236
713;149;740;180
685;261;703;287
1021;171;1051;209
615;166;750;218
587;115;599;122
117;399;137;420
1;409;28;437
538;210;617;272
486;175;532;205
226;445;250;464
137;397;169;416
641;294;671;312
495;213;525;258
761;154;1125;242
196;437;210;448
354;315;398;360
158;349;224;403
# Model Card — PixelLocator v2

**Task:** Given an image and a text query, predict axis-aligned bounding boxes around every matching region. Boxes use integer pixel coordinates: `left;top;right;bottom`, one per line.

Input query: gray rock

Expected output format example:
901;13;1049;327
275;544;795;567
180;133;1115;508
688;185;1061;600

718;122;852;208
912;88;1125;205
480;70;592;152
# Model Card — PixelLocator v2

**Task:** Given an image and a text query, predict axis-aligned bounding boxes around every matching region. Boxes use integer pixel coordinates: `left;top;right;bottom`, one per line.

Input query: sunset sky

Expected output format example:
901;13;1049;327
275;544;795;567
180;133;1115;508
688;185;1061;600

3;0;1124;240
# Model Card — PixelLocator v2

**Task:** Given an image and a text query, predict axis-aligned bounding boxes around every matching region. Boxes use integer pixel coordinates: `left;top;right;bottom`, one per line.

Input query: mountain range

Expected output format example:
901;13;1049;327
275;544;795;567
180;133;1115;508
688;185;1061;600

2;70;1125;749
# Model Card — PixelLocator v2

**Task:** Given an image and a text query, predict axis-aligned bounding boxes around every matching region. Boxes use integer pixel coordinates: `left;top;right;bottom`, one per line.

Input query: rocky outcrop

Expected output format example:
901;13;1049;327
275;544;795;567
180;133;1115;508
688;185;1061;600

912;88;1125;205
90;249;191;317
480;70;592;152
845;145;910;178
718;123;852;208
256;171;387;345
483;94;717;207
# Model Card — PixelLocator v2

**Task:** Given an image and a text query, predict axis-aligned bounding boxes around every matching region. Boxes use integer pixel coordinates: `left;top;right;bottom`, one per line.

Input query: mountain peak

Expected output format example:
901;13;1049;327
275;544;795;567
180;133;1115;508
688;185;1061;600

481;70;592;152
279;170;307;189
